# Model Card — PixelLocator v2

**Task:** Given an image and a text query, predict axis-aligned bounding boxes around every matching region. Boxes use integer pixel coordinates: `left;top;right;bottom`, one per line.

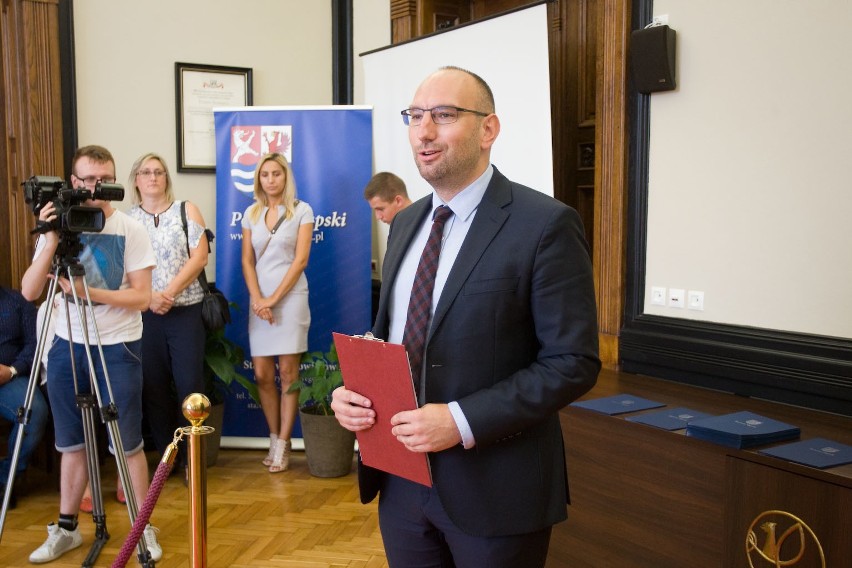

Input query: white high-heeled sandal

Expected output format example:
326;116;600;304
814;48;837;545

269;439;291;473
262;434;279;467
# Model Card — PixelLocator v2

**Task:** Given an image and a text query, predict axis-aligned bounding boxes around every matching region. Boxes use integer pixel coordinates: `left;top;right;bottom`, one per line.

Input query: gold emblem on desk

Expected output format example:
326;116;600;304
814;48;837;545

746;510;825;567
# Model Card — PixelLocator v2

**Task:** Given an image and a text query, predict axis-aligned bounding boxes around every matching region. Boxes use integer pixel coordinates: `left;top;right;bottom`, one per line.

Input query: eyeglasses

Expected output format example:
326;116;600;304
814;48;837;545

75;175;117;186
137;169;167;178
401;106;489;126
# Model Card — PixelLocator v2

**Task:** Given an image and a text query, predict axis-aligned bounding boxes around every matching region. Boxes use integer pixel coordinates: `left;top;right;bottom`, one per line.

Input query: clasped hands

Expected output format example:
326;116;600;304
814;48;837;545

330;386;462;453
251;296;275;324
149;291;175;315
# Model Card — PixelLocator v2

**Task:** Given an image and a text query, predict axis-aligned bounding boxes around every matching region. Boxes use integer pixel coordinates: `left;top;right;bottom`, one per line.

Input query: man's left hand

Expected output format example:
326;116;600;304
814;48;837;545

390;403;462;453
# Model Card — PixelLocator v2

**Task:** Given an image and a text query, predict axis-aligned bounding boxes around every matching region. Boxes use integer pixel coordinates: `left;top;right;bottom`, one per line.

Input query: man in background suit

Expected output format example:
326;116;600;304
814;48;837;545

363;171;412;225
364;171;413;324
332;66;600;567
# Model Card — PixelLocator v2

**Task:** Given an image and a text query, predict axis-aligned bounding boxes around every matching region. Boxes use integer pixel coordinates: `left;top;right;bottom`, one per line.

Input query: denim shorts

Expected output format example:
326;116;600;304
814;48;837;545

47;338;144;455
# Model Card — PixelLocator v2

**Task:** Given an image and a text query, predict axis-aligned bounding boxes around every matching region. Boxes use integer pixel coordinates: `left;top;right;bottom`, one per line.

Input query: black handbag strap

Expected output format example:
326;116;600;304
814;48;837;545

181;201;211;293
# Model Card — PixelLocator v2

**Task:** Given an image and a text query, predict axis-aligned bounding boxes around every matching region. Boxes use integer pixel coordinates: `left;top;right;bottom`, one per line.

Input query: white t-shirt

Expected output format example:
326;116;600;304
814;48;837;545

32;209;156;345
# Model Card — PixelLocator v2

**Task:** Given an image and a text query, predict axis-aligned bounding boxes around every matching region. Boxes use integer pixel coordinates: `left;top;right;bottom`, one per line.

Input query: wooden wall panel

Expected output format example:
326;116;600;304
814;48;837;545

391;0;418;41
1;0;24;288
593;0;629;365
1;0;65;288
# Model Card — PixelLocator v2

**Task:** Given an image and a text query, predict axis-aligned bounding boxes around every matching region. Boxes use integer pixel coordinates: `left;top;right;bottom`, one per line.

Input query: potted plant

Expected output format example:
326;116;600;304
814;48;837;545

201;327;258;465
203;327;257;405
289;342;355;477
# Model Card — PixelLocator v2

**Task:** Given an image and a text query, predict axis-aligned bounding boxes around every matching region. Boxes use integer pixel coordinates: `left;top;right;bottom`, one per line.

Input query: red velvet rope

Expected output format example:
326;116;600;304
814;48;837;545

111;454;175;567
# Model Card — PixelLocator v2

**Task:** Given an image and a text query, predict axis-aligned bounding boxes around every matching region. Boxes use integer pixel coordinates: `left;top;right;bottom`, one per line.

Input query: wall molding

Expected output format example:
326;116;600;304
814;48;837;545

620;315;852;416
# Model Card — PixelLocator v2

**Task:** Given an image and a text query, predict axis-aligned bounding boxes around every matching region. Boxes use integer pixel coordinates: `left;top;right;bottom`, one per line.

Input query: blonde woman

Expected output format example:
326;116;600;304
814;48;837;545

241;153;313;472
127;151;209;477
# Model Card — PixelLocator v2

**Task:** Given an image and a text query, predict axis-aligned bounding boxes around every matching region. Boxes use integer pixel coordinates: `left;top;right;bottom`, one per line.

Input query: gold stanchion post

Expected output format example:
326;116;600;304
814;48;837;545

182;393;213;568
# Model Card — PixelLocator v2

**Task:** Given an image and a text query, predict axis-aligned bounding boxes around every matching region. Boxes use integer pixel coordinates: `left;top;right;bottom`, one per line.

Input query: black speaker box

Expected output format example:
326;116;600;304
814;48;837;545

630;25;677;94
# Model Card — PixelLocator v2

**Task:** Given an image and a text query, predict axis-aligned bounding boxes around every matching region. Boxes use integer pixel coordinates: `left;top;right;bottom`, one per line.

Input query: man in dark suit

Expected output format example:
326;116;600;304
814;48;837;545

331;66;600;567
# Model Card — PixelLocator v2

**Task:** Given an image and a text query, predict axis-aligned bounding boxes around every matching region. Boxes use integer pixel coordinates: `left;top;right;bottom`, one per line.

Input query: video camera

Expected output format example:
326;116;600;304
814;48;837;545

23;175;124;234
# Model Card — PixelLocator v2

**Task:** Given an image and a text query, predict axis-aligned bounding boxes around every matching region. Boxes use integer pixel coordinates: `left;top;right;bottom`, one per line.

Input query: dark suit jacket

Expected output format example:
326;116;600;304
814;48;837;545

361;167;600;537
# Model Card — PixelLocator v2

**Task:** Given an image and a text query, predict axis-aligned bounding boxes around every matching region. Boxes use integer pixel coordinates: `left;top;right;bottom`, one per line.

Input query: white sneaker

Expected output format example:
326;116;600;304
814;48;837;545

142;524;163;562
29;522;83;564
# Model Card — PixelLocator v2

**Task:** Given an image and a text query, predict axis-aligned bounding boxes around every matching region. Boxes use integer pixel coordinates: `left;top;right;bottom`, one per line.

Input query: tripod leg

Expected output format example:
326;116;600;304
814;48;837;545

0;273;60;542
0;373;45;538
78;394;110;567
68;271;157;567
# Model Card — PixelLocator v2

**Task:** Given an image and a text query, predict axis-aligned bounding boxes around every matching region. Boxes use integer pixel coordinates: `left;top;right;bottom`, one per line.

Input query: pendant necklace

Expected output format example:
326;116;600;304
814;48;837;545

140;202;172;228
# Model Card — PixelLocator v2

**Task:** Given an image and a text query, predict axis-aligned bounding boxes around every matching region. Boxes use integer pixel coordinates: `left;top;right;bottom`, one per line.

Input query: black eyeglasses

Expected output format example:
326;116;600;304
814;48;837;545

74;175;117;186
401;106;489;126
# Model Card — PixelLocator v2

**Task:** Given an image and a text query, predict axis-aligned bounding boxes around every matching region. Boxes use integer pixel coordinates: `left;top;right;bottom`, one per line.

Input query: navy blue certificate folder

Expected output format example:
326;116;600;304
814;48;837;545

685;411;800;449
571;394;665;415
626;407;714;431
758;438;852;469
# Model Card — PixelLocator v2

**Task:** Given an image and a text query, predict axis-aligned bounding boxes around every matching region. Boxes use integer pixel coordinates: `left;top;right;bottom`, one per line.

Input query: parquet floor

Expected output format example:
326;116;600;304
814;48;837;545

0;448;388;567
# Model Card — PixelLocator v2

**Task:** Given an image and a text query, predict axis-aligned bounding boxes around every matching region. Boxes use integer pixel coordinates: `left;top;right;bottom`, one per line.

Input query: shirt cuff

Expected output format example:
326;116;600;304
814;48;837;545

448;401;476;449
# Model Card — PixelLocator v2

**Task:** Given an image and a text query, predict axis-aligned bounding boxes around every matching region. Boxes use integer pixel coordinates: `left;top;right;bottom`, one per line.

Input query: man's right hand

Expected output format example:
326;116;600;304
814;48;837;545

330;386;376;432
37;202;60;245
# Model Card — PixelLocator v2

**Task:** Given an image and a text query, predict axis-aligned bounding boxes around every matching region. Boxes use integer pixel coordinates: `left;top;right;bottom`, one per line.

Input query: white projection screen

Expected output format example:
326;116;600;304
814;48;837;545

362;3;552;206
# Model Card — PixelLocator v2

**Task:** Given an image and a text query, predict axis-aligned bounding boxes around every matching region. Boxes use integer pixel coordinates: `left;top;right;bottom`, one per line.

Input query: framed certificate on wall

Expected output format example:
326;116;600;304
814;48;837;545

175;62;253;173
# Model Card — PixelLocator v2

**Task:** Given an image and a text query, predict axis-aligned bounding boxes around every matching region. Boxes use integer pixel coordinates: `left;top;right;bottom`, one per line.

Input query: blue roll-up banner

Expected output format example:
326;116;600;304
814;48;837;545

213;106;373;440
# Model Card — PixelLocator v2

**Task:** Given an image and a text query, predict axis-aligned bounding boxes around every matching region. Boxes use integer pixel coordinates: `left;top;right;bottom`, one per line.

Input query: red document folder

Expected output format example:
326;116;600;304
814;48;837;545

332;332;432;487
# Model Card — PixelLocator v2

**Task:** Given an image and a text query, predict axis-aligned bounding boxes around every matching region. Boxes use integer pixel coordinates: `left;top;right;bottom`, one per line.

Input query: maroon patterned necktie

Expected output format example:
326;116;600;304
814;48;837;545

402;205;453;389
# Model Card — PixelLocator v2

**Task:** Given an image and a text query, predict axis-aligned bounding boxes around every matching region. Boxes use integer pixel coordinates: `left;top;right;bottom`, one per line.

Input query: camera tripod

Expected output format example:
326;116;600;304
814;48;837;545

0;255;155;567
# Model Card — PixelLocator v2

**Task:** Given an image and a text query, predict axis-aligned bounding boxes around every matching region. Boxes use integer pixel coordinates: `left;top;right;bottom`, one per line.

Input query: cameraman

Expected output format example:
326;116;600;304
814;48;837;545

20;145;163;564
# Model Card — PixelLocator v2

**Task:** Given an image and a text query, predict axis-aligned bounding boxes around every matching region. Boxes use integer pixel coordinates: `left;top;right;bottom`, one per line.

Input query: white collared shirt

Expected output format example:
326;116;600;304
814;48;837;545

388;166;493;344
388;165;494;449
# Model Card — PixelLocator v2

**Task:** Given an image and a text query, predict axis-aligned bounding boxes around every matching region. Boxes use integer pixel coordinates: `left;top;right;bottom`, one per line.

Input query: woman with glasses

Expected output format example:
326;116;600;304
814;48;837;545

241;153;314;473
127;151;210;477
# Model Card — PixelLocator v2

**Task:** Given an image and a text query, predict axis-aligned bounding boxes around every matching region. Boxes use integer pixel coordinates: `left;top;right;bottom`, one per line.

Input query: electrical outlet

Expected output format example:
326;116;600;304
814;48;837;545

652;14;669;26
688;290;705;311
668;288;685;308
651;286;666;306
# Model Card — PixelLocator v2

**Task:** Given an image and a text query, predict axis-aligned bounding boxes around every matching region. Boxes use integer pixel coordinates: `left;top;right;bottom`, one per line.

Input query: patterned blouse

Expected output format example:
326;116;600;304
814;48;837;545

127;200;205;306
